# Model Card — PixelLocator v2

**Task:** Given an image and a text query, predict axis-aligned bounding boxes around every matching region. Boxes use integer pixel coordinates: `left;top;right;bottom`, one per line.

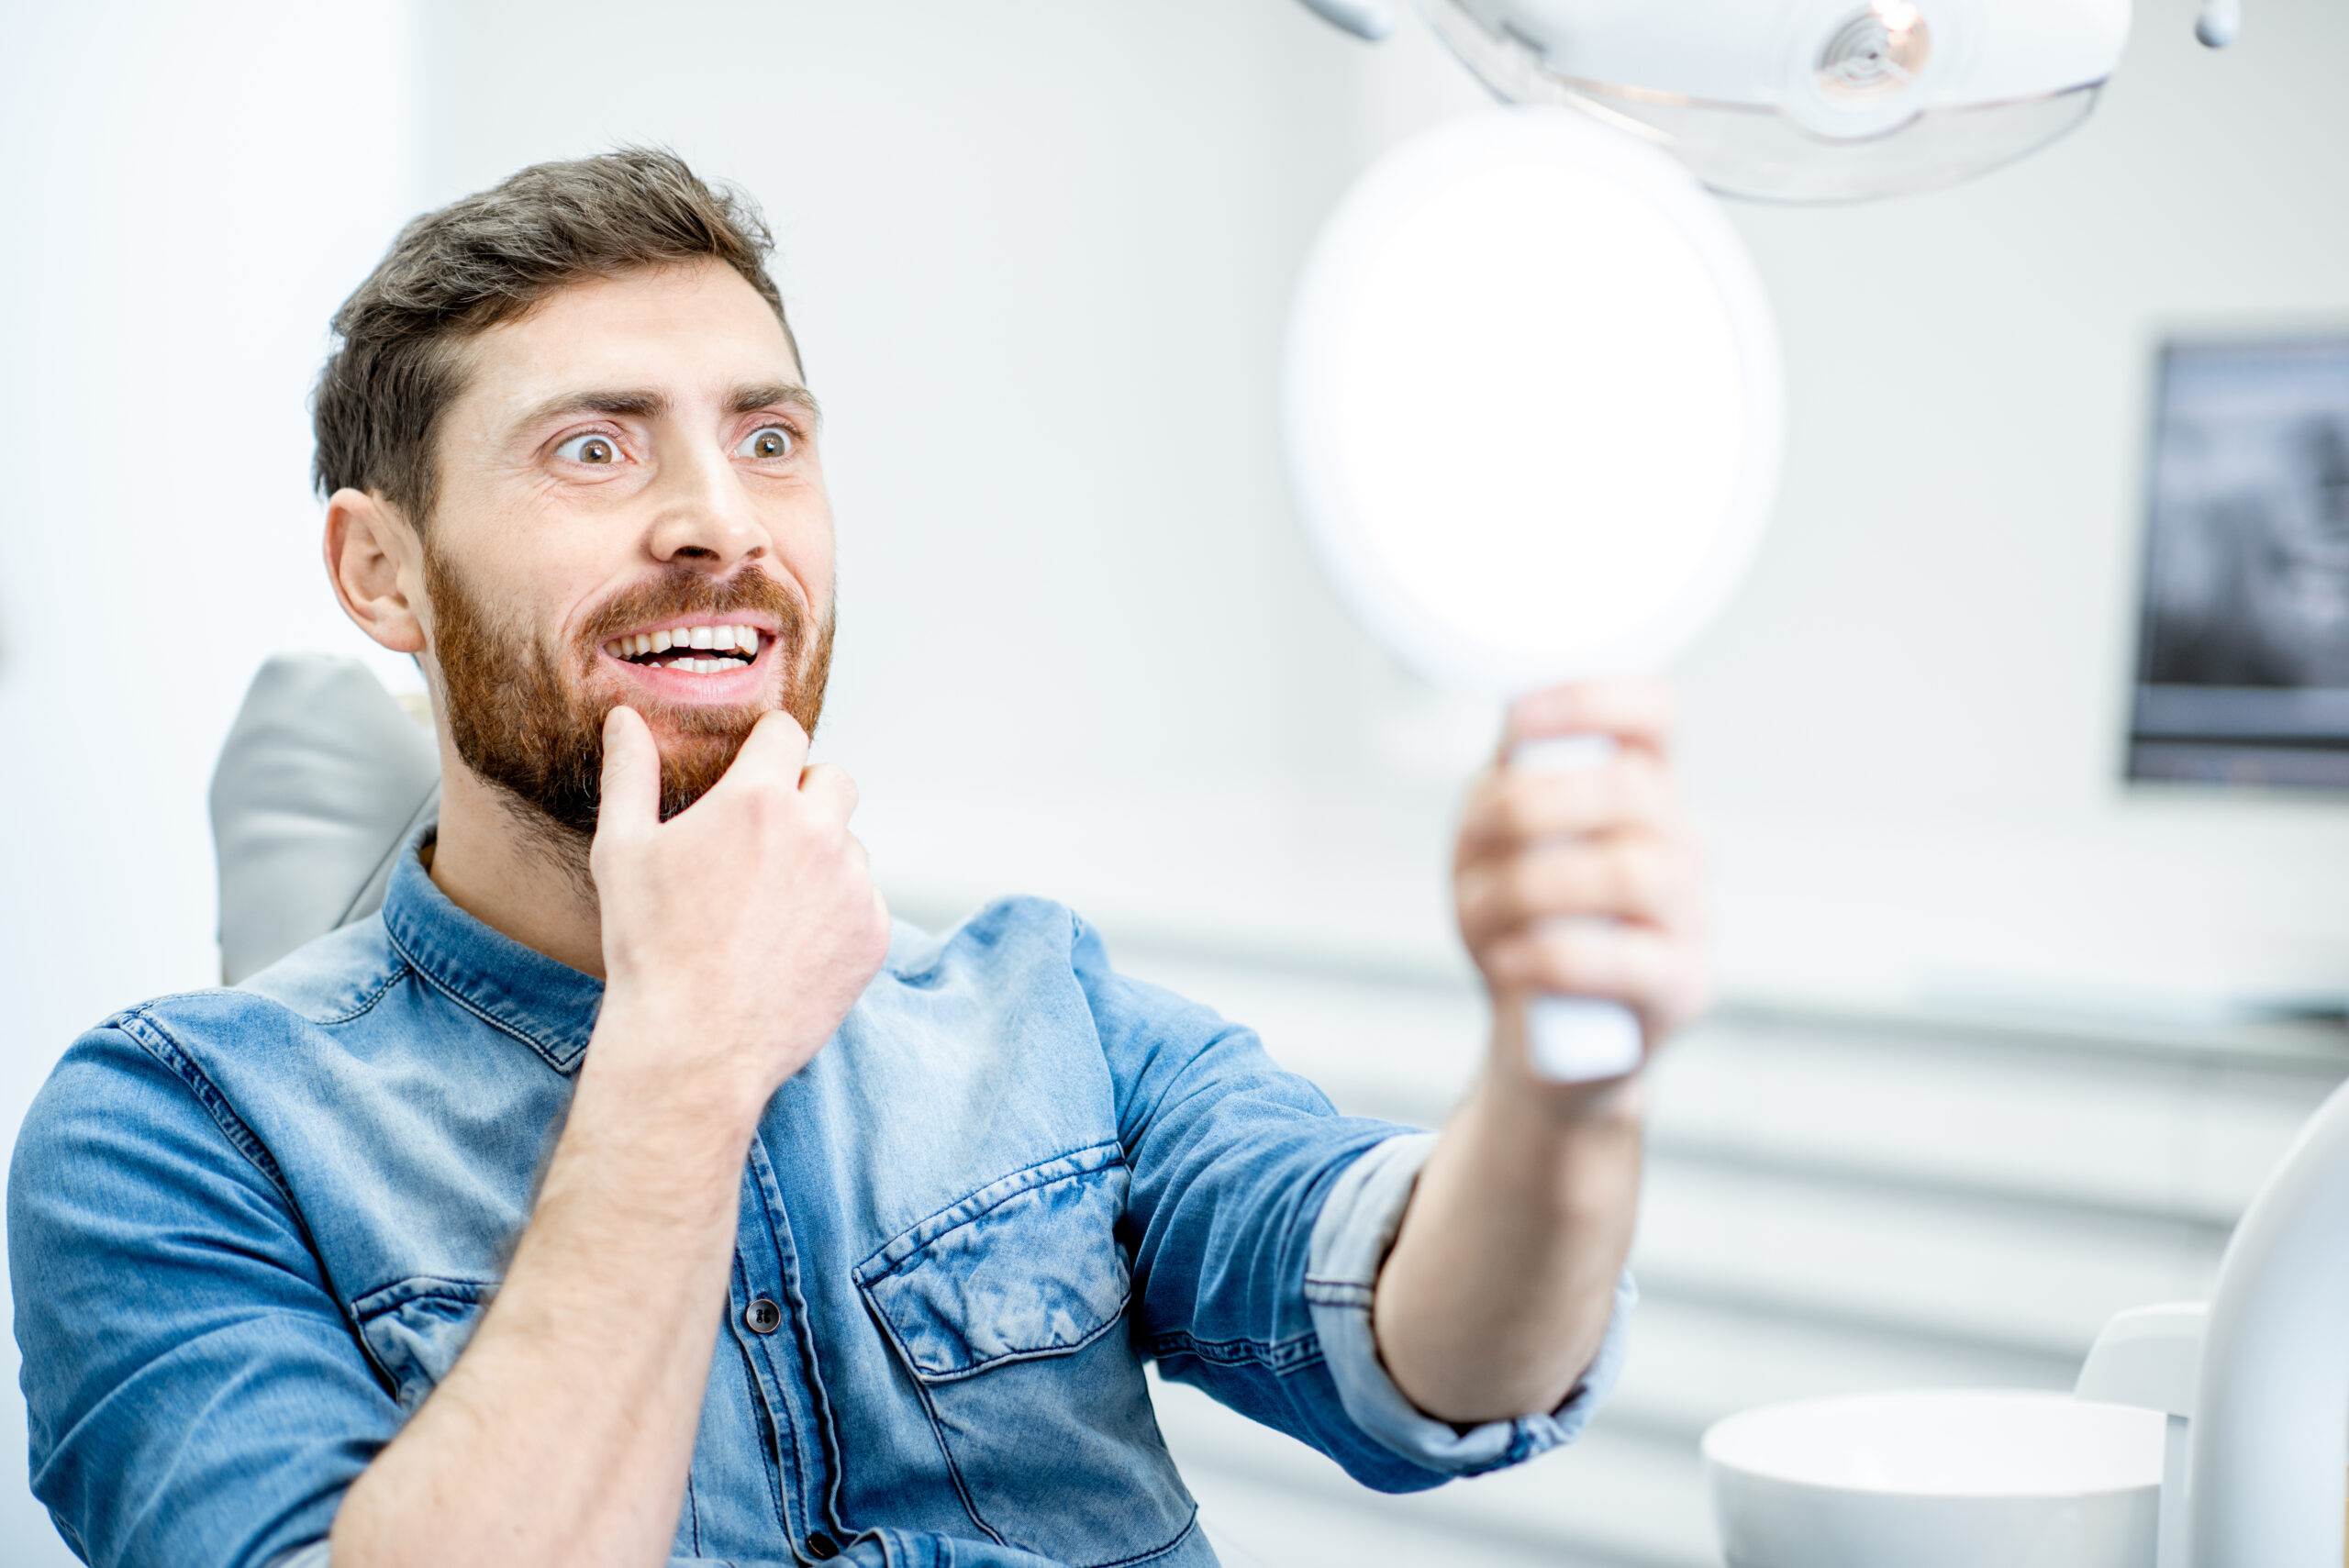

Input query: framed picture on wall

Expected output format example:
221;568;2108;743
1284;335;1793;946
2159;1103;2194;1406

2127;335;2349;790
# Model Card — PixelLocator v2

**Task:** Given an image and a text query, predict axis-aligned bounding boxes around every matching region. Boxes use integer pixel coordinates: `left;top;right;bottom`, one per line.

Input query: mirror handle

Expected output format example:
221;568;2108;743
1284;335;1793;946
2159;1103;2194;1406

1511;734;1647;1083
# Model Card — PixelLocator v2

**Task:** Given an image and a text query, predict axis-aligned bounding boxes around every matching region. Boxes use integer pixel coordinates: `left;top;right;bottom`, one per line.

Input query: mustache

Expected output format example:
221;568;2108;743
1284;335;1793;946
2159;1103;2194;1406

423;543;836;844
574;567;809;656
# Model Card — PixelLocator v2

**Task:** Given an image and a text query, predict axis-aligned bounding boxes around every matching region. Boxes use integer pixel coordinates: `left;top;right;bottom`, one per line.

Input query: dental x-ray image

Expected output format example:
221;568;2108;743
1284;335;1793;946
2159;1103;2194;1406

2129;337;2349;789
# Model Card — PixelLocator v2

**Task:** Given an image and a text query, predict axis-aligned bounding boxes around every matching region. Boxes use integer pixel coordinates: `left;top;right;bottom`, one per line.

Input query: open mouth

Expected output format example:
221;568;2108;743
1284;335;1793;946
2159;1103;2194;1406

601;621;766;675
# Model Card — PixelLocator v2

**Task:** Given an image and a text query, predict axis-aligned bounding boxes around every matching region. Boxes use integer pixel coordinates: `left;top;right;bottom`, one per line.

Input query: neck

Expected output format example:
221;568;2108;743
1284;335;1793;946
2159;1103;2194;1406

429;744;608;979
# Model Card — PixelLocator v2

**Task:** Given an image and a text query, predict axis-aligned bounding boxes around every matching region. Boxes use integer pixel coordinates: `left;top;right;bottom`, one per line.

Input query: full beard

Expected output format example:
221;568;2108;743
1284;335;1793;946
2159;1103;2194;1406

425;547;834;841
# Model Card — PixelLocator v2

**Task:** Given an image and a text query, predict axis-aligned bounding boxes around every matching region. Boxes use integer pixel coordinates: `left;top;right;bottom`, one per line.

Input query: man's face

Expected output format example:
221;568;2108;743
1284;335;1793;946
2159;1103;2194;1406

417;260;835;835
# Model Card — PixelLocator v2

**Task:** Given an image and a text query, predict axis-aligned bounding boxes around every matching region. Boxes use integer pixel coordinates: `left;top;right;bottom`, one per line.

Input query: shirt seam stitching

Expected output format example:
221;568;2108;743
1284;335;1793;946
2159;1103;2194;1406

1141;1328;1325;1373
852;1140;1126;1282
307;961;415;1027
1086;1506;1203;1567
104;1010;386;1397
875;1283;1136;1383
111;1009;298;1208
349;1274;501;1320
729;1251;798;1543
741;1136;835;1546
382;923;584;1073
859;1291;1017;1552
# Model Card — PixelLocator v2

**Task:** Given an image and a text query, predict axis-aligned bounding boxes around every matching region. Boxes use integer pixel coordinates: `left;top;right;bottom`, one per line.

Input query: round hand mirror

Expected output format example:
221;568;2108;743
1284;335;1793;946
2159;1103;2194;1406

1284;106;1786;1080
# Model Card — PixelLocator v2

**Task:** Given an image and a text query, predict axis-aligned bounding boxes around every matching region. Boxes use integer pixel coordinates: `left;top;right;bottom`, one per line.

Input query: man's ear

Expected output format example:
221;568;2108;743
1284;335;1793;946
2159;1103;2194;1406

324;488;428;655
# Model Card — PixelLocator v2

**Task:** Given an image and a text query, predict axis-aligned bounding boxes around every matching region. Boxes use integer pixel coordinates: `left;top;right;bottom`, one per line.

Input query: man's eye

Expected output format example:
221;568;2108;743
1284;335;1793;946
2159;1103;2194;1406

736;425;795;461
556;434;619;465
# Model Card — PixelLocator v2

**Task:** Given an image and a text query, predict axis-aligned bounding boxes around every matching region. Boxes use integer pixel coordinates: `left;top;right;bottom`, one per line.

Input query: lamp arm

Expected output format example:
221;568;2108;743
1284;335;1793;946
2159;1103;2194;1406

1292;0;1397;42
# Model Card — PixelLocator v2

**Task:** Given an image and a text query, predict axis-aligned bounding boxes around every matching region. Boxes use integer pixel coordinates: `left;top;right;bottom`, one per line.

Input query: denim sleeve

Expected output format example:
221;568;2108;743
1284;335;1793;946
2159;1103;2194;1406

1072;917;1629;1492
1305;1133;1635;1470
9;1022;399;1568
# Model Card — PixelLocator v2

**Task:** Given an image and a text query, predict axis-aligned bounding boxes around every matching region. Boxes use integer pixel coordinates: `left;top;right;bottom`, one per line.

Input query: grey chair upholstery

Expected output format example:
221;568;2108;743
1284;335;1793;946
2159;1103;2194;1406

210;654;440;984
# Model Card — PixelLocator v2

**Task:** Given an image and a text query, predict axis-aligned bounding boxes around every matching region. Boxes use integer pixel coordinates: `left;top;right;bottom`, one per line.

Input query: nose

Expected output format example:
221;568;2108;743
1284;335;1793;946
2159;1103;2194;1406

642;433;773;572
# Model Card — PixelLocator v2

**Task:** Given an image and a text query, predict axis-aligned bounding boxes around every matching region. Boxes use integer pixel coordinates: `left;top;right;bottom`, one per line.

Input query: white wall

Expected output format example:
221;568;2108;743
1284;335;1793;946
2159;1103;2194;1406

1684;0;2349;1014
6;1;2349;1561
0;4;420;1560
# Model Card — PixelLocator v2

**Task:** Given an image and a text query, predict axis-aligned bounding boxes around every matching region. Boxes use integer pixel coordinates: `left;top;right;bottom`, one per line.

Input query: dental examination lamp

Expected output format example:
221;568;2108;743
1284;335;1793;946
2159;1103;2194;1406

1297;0;2242;202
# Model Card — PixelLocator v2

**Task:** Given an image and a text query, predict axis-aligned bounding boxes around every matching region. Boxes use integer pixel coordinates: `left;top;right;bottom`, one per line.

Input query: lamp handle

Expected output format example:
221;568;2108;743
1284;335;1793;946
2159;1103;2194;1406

1291;0;1397;41
1510;734;1647;1083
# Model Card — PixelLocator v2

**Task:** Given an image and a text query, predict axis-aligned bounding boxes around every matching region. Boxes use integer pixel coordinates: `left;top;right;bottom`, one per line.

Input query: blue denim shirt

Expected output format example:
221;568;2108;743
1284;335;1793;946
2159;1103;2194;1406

11;835;1630;1568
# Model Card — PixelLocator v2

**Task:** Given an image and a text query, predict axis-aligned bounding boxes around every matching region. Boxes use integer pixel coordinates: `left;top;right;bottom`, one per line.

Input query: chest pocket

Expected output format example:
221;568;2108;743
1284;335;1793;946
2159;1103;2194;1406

351;1276;495;1413
855;1143;1196;1567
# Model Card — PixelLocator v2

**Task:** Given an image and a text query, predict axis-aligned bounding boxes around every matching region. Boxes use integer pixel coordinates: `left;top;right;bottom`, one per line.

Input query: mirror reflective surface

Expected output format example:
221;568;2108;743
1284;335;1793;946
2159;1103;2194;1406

1285;106;1786;693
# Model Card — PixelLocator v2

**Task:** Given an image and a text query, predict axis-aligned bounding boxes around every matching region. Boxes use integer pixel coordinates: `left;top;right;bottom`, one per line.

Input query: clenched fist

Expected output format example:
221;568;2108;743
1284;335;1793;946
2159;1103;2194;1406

585;706;891;1117
1453;678;1710;1066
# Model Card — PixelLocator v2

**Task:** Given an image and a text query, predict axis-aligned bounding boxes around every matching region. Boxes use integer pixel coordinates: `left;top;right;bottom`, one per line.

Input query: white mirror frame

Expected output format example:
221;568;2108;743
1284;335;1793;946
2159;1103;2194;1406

1284;106;1787;694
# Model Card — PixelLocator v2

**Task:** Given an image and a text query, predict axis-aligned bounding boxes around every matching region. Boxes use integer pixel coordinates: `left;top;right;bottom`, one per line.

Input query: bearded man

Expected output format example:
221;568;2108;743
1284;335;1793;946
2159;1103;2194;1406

9;150;1706;1568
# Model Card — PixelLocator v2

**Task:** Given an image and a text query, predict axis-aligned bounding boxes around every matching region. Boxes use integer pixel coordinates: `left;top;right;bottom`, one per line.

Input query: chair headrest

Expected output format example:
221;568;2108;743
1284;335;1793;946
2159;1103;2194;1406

210;654;440;984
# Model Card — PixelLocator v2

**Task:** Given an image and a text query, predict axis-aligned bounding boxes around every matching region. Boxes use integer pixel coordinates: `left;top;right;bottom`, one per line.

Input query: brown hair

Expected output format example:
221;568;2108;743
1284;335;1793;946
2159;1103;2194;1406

311;148;798;524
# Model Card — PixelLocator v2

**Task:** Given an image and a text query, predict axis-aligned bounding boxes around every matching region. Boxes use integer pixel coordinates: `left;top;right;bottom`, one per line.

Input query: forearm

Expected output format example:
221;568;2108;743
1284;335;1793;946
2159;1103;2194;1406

330;1002;760;1568
1371;1002;1642;1425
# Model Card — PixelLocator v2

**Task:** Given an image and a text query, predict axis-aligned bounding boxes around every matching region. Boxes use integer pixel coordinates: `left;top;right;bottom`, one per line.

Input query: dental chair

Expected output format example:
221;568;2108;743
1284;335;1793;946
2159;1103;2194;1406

211;654;440;984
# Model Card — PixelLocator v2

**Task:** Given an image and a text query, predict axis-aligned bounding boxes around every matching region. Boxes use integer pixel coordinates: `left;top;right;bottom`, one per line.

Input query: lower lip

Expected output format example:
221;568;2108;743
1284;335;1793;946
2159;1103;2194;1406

600;639;772;703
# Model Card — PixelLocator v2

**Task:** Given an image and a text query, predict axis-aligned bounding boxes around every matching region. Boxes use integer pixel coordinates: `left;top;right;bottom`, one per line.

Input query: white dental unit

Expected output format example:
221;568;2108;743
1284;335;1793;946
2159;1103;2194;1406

1277;3;2349;1566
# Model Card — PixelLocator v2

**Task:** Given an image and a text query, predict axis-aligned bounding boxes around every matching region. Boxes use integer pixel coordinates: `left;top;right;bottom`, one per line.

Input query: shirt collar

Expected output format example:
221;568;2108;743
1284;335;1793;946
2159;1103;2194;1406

380;827;605;1075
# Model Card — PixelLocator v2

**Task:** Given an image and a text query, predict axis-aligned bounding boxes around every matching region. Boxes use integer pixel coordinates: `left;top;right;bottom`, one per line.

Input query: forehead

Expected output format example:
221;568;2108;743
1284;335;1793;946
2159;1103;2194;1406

454;261;804;425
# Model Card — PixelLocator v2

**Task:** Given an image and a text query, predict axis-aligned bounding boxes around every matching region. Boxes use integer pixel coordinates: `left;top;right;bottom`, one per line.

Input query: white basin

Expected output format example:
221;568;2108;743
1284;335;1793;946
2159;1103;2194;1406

1702;1389;2166;1568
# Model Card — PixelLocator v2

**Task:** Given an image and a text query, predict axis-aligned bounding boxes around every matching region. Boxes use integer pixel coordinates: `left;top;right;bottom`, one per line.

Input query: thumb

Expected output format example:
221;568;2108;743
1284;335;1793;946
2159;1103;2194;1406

596;706;661;844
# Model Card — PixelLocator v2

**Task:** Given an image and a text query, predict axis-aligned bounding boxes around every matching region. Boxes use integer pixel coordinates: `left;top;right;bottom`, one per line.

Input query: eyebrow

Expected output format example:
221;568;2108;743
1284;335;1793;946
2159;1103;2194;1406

516;389;670;429
732;382;824;427
510;382;823;436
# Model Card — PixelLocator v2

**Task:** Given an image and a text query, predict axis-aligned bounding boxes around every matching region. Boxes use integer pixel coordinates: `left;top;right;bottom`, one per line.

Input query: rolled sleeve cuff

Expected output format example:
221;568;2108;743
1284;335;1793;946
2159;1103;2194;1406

1304;1131;1636;1477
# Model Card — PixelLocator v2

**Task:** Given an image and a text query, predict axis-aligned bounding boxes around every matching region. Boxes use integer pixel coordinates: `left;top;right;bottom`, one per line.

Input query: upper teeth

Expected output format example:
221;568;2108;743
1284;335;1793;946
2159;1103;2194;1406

602;624;763;665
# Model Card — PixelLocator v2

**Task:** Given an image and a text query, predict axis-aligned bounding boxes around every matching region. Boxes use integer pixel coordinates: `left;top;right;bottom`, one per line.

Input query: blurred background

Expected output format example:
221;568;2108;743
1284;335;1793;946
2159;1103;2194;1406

5;1;2349;1562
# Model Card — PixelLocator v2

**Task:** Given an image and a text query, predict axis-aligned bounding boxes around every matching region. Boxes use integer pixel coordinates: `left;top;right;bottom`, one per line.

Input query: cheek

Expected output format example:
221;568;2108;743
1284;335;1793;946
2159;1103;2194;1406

439;462;635;607
518;550;631;655
771;490;837;589
431;551;587;671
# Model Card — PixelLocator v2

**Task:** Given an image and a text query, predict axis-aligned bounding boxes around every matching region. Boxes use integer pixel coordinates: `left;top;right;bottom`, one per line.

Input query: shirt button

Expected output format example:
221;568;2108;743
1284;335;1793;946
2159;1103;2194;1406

805;1531;840;1560
744;1297;783;1335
